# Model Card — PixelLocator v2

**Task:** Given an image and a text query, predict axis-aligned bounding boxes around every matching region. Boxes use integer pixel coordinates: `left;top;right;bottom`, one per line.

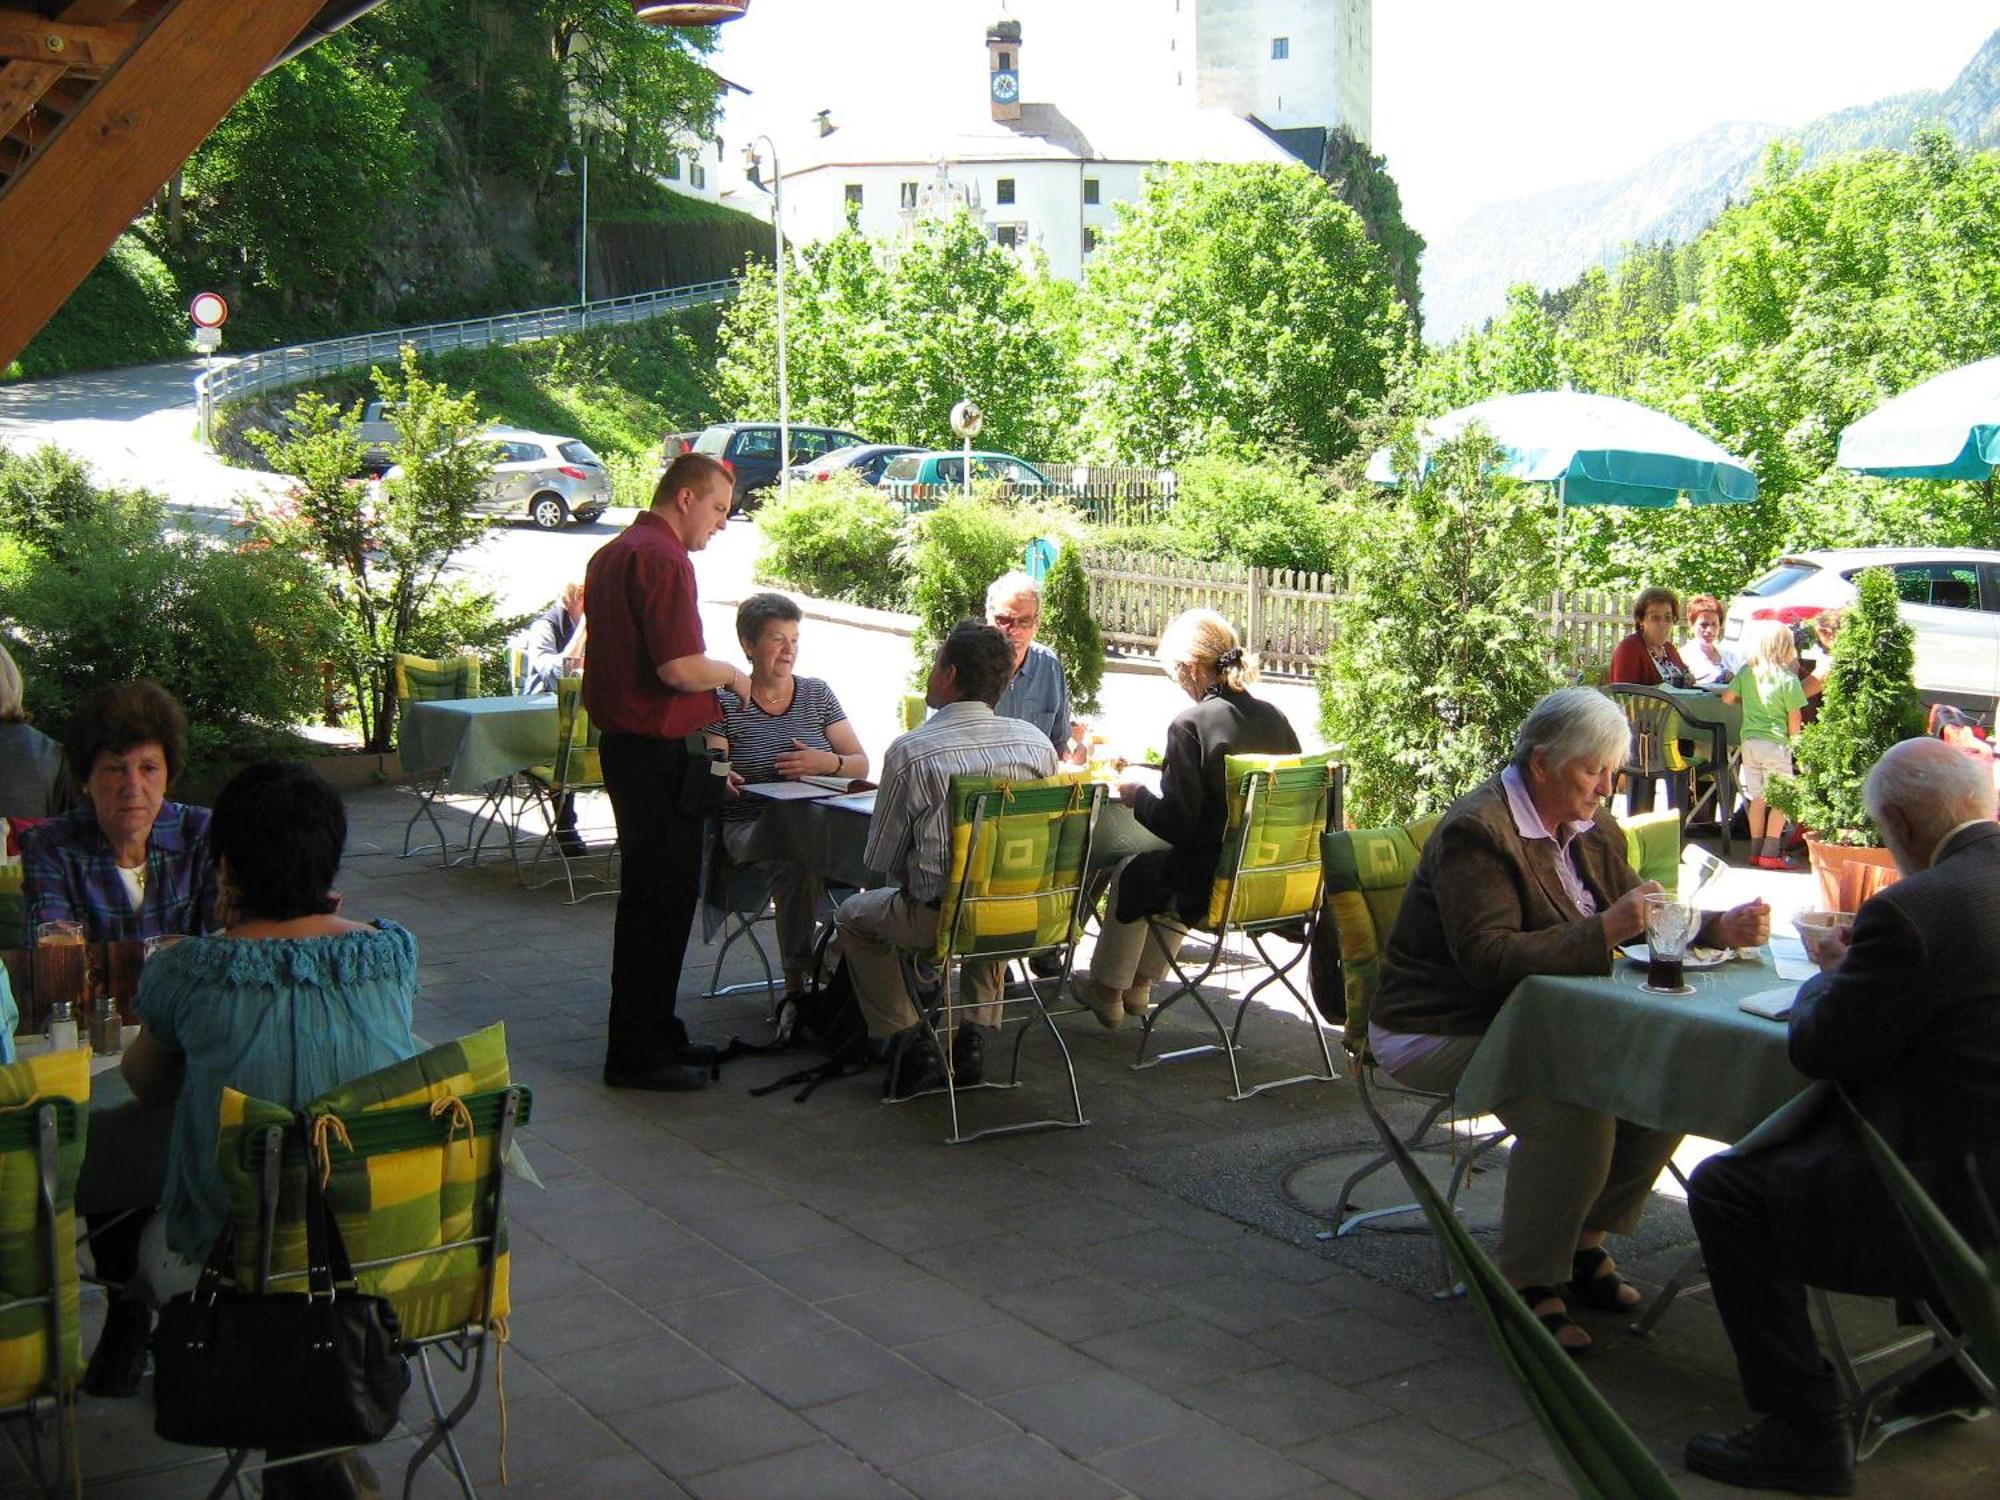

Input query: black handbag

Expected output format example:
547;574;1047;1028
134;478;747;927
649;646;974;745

153;1113;410;1450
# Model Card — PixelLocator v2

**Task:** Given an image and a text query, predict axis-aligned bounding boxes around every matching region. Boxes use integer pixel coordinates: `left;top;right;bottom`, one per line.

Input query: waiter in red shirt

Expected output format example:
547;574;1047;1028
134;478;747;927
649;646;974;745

583;454;752;1092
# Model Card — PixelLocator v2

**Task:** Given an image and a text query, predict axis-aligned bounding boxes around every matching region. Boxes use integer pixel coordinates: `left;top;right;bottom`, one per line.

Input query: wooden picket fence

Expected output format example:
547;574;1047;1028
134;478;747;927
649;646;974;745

887;475;1174;527
1084;549;1626;680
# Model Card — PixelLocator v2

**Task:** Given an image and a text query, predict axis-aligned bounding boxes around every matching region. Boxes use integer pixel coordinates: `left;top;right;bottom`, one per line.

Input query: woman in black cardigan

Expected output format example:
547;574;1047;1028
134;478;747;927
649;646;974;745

1080;609;1299;1027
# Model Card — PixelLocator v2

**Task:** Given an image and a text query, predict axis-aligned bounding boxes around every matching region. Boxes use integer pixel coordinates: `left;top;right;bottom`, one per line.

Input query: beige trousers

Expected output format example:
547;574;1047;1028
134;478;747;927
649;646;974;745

1087;861;1189;989
720;819;823;979
835;887;1002;1038
1383;1033;1683;1287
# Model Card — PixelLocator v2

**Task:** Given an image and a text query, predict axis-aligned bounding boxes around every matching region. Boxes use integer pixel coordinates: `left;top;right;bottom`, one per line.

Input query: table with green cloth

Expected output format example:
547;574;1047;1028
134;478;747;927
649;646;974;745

399;694;558;793
1453;950;1809;1144
734;790;1168;892
1658;685;1742;829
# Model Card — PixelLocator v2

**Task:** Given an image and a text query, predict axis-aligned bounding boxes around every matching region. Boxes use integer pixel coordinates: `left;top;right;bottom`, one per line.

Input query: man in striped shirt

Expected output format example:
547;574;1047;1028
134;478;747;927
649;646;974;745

840;622;1057;1093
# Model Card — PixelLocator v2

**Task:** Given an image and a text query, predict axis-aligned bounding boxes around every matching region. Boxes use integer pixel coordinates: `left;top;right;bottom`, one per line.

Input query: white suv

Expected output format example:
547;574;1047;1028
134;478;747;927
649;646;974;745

1725;547;2000;716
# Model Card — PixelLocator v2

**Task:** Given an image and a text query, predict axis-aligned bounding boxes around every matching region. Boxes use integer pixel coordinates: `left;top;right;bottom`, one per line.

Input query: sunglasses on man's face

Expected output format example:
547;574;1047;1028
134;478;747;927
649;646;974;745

991;612;1038;630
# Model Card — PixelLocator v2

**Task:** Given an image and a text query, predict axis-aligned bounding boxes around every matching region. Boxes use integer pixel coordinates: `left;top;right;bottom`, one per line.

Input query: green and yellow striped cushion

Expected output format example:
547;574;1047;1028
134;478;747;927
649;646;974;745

1321;815;1442;1048
216;1024;523;1342
1201;752;1341;929
0;864;22;952
1617;808;1680;890
393;653;479;704
0;1048;88;1408
931;776;1103;966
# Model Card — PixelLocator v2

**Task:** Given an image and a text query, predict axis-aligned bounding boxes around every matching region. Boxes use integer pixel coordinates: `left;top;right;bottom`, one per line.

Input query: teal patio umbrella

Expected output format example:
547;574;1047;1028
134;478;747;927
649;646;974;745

1366;390;1759;629
1836;356;2000;480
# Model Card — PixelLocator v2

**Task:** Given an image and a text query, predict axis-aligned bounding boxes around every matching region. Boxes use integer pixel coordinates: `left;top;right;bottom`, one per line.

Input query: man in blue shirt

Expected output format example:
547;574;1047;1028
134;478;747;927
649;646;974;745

987;571;1084;761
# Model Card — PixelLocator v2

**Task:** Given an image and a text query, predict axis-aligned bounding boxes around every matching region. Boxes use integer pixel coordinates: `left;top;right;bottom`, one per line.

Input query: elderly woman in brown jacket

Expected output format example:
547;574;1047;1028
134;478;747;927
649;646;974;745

1370;687;1769;1352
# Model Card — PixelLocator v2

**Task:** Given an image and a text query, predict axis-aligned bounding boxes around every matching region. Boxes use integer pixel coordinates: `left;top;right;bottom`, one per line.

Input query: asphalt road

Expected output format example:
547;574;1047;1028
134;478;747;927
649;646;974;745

0;361;1326;766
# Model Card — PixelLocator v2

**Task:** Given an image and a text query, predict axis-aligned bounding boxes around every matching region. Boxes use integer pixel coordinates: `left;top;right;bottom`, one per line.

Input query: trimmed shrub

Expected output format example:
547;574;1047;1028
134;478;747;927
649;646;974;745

754;477;909;609
898;493;1042;670
1040;541;1104;713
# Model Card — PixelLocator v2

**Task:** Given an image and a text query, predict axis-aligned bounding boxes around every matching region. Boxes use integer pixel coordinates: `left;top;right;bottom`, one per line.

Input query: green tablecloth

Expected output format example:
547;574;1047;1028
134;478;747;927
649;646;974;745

1659;685;1741;749
400;695;558;792
1453;951;1810;1144
735;792;1168;891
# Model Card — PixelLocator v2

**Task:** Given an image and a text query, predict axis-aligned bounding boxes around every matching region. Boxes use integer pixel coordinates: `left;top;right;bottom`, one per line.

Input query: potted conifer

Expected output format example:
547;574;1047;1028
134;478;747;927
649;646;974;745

1767;566;1926;908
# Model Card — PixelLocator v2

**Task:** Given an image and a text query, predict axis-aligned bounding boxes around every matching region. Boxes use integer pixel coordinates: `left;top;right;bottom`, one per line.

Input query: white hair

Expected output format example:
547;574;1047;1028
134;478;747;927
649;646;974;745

1864;737;1996;836
1512;688;1631;773
985;571;1041;614
0;639;22;722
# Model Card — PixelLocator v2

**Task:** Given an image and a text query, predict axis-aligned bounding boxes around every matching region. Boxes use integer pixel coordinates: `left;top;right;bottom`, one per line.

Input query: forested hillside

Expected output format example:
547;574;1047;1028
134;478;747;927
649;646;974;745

11;1;769;375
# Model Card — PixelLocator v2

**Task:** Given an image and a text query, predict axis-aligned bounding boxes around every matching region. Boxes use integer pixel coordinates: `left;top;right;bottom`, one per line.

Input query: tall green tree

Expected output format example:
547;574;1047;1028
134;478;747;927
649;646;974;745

1077;163;1410;465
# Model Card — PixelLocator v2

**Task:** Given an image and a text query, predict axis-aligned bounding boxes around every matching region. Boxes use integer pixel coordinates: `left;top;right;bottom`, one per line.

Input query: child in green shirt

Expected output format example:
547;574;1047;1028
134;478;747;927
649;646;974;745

1721;619;1809;869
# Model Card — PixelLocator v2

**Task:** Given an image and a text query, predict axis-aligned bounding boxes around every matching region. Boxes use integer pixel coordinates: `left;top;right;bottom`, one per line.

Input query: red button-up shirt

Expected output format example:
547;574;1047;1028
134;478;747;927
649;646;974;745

581;510;719;739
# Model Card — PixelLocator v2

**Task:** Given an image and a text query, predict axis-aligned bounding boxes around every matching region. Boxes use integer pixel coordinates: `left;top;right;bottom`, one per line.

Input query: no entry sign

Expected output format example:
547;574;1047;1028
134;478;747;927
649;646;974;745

189;292;229;329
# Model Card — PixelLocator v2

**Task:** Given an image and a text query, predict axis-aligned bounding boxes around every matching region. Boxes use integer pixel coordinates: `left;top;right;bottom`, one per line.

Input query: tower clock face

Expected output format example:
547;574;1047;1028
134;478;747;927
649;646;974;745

991;70;1020;103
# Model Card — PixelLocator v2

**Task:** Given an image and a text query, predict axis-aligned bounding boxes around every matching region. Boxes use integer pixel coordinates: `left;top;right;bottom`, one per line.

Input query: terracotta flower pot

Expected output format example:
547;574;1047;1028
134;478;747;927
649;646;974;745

1804;837;1900;913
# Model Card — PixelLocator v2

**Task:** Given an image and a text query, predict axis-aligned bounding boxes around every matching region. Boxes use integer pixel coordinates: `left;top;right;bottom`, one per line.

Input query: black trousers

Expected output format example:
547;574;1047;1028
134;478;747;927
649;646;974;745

599;732;704;1071
1687;1151;1931;1417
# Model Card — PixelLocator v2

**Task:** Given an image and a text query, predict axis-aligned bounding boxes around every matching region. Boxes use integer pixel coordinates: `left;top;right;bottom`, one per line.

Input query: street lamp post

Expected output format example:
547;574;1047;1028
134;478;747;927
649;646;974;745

743;135;789;505
556;146;590;323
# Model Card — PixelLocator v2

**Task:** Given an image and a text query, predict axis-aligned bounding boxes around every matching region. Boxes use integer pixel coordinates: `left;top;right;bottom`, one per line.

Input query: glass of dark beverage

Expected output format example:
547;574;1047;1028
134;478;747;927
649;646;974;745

33;919;88;1022
1642;893;1697;994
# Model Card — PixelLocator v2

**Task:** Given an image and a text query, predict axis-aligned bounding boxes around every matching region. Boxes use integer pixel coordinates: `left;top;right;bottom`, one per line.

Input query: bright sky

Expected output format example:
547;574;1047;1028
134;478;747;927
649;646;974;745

711;1;1996;235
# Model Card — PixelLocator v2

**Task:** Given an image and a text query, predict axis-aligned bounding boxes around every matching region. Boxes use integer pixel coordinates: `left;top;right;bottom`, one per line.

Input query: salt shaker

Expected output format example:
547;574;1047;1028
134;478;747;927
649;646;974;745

47;999;78;1052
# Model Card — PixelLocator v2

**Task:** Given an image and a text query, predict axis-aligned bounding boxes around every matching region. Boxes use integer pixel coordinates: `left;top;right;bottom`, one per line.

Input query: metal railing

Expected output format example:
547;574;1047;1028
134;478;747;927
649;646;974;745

195;278;740;443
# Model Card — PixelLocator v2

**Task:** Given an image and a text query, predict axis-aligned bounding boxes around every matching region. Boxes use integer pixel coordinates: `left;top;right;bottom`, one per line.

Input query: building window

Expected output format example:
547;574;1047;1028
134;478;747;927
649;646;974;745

1082;227;1098;253
1083;177;1099;206
996;177;1016;205
998;49;1013;70
844;183;864;208
996;225;1019;249
664;155;681;181
690;162;705;190
899;180;919;209
1271;36;1289;60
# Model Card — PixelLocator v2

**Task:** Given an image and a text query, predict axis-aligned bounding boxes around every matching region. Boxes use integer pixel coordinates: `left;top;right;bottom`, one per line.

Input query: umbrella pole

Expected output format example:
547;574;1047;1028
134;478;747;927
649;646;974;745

1554;478;1570;680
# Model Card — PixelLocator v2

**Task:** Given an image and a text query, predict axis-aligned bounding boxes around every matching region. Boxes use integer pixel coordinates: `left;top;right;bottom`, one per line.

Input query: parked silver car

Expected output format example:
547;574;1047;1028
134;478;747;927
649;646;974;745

385;427;611;529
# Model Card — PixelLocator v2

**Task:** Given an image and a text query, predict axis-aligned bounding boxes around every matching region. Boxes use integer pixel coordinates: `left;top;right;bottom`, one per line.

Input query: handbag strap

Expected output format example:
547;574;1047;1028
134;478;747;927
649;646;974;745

298;1110;363;1301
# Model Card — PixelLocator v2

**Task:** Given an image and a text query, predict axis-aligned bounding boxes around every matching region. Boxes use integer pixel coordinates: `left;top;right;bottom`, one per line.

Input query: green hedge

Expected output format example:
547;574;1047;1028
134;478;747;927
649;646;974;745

9;235;187;380
754;477;908;609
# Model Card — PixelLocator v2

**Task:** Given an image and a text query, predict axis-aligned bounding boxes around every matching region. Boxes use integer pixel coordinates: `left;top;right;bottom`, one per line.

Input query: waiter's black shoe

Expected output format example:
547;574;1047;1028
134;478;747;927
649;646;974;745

603;1063;707;1093
674;1042;721;1067
1684;1412;1854;1495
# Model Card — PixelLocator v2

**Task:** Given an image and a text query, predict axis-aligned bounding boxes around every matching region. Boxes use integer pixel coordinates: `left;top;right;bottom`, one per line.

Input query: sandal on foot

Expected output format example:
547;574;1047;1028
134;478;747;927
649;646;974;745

1073;979;1124;1030
1568;1246;1642;1312
1519;1284;1592;1352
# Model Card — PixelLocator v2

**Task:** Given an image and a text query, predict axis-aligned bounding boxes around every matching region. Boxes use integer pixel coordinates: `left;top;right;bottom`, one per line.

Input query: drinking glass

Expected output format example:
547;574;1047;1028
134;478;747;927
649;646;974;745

1642;892;1699;993
33;920;87;1021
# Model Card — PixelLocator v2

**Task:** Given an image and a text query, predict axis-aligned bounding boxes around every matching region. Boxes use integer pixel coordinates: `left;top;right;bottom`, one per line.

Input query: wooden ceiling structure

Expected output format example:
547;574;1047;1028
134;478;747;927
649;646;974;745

0;1;747;371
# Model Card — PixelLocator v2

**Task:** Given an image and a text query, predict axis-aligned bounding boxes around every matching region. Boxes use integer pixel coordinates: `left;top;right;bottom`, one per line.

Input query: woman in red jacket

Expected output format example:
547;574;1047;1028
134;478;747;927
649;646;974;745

1607;587;1692;688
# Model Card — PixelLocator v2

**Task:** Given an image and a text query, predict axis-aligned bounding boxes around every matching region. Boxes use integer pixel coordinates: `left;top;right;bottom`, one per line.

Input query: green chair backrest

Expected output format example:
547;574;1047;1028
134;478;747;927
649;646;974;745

1202;752;1343;930
1321;813;1443;1051
0;1049;88;1410
215;1025;526;1343
1845;1087;2000;1396
506;643;530;695
932;775;1105;967
1616;807;1682;890
1365;1074;1680;1499
550;675;603;791
900;694;930;732
0;870;21;952
394;652;480;706
1606;685;1689;774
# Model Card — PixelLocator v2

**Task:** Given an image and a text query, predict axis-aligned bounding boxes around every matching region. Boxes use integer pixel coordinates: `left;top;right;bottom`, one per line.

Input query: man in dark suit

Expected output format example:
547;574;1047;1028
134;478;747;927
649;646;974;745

1685;736;2000;1495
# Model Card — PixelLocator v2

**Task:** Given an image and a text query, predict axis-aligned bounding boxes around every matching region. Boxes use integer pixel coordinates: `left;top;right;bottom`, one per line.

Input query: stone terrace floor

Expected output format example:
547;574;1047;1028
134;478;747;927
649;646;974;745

11;787;1997;1497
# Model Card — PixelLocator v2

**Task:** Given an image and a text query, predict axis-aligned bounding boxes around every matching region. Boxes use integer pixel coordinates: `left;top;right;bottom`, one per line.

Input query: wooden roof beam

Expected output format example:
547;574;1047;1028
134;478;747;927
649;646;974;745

0;56;60;137
0;7;141;68
0;0;331;369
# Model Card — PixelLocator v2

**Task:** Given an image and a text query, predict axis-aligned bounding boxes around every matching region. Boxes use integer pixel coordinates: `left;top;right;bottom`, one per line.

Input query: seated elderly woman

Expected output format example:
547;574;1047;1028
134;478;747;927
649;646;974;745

1369;688;1767;1351
709;593;869;1002
1608;586;1693;689
20;679;215;941
122;761;419;1494
1078;609;1299;1029
0;639;73;818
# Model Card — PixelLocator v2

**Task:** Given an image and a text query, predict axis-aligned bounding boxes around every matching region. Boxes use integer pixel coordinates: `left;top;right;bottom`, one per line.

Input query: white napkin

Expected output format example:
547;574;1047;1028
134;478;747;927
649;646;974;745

1767;933;1817;982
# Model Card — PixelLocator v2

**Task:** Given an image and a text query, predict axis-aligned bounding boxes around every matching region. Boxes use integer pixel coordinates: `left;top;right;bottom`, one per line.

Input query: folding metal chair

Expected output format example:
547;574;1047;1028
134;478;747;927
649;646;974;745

0;1050;87;1499
702;820;782;1009
512;677;616;903
202;1030;529;1500
1131;754;1343;1100
1311;817;1510;1256
892;775;1105;1144
394;653;481;861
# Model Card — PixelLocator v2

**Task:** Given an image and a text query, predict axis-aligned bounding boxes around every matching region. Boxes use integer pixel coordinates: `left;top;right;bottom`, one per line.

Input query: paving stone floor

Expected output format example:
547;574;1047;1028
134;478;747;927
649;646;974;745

9;786;1996;1497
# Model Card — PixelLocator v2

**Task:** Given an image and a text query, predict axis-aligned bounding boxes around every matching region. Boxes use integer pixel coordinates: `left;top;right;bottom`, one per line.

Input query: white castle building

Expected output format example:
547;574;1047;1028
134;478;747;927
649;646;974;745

721;2;1372;283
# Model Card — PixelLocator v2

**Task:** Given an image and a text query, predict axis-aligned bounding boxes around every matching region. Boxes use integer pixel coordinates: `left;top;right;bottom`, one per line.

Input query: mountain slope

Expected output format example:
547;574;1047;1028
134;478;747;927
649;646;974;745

1423;28;2000;340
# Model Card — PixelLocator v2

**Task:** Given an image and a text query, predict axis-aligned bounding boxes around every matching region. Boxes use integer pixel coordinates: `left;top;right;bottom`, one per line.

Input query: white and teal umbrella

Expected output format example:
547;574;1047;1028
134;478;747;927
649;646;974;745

1366;390;1758;506
1836;356;2000;480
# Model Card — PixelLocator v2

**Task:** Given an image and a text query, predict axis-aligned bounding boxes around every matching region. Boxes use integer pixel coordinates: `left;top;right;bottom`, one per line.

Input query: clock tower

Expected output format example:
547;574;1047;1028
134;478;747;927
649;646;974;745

987;19;1022;123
